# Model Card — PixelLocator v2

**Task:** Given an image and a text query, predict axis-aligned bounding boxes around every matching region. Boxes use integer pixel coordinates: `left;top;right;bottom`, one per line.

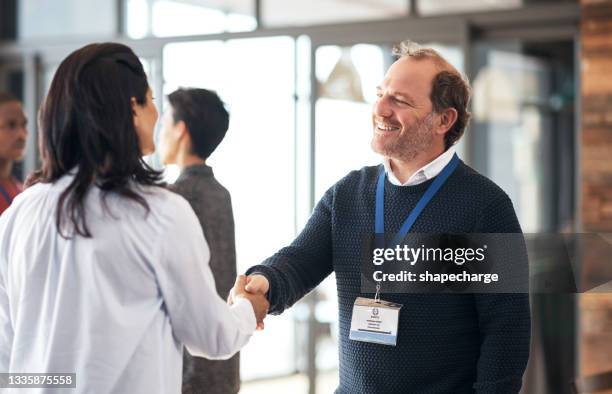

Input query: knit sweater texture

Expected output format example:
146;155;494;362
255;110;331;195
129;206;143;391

247;161;531;394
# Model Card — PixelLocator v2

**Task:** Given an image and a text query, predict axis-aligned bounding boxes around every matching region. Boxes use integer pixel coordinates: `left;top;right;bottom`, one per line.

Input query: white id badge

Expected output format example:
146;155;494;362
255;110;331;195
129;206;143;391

349;297;402;346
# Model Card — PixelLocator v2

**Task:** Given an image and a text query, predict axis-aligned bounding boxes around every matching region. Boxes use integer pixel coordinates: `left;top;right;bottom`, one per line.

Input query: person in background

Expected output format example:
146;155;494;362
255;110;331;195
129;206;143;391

159;87;239;394
0;92;27;215
0;43;268;394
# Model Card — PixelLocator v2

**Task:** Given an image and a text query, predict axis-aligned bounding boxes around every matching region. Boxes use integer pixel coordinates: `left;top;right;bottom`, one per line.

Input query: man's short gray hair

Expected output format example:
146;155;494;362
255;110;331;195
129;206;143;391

391;40;472;149
392;40;428;58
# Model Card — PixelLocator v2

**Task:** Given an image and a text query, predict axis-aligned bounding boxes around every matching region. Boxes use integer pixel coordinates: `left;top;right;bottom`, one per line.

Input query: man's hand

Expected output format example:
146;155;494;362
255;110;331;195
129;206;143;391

229;275;269;330
244;274;270;296
227;274;270;304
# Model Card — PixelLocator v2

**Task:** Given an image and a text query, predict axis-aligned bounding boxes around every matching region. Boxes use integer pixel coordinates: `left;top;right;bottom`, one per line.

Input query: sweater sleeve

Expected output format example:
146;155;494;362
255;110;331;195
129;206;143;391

472;194;531;394
246;188;334;315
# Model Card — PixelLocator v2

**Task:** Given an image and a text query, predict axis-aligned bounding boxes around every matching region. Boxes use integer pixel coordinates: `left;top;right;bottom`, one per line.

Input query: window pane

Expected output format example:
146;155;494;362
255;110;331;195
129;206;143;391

418;0;579;16
263;0;408;27
418;0;521;15
470;41;575;232
19;0;116;39
125;0;149;38
126;0;256;39
162;37;297;380
314;45;383;199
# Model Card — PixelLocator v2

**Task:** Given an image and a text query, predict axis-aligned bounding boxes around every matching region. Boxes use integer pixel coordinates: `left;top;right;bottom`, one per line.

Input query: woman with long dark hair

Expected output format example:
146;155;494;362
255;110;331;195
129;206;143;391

0;43;268;393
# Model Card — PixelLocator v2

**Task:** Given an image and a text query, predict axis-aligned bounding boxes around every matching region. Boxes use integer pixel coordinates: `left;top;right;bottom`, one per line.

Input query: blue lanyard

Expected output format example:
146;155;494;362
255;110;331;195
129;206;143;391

375;153;459;247
0;183;12;205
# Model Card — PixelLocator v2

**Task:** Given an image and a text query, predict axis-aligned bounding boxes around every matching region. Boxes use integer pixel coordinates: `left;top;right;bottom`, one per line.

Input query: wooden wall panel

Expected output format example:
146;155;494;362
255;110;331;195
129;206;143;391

580;0;612;387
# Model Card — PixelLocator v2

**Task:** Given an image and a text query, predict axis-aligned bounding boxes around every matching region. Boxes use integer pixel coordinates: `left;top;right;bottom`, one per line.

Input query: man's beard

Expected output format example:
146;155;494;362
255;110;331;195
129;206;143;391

372;112;435;162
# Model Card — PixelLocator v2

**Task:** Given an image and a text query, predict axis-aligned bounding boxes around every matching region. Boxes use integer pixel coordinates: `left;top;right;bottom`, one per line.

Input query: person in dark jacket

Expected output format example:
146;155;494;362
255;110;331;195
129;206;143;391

160;87;239;394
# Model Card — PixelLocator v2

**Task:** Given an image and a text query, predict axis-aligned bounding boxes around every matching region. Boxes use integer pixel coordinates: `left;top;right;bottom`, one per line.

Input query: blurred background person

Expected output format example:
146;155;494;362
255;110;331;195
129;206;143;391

0;43;268;394
0;92;27;215
159;87;238;394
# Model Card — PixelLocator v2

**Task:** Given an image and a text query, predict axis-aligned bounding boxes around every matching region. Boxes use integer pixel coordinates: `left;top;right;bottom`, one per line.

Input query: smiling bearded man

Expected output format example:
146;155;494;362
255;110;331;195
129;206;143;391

234;41;531;394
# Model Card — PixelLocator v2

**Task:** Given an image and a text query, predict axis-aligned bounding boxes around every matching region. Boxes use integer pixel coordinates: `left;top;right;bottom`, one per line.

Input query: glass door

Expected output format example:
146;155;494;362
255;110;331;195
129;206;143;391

470;40;576;233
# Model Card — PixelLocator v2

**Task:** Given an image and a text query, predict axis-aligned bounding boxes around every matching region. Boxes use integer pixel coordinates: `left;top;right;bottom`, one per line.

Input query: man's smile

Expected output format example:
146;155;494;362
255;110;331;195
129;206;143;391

374;120;401;135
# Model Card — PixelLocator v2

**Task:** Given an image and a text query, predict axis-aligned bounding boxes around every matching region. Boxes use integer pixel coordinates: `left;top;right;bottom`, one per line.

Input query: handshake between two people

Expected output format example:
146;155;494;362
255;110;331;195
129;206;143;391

228;274;271;330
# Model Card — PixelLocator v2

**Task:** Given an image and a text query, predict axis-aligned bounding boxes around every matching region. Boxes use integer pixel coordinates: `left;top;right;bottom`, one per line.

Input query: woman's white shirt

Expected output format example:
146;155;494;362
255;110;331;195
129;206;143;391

0;174;255;393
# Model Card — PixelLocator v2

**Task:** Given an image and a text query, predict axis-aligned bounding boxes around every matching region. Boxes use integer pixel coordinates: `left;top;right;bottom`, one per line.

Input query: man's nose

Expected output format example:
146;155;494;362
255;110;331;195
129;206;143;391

373;96;392;118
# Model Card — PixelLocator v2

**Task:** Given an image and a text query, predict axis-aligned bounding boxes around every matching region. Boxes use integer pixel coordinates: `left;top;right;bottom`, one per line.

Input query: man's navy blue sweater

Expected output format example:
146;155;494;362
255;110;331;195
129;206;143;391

247;161;531;394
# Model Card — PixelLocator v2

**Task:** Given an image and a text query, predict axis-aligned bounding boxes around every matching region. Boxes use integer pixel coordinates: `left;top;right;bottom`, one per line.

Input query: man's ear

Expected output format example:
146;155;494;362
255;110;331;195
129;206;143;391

436;107;458;136
175;120;188;140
